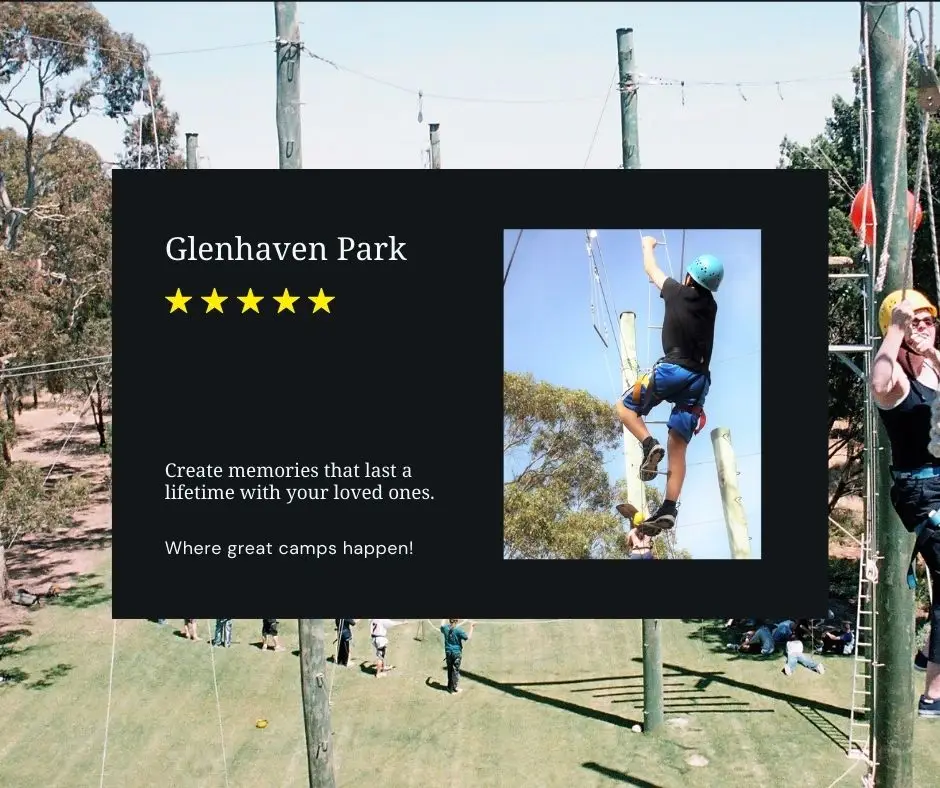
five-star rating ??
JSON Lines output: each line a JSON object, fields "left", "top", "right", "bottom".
{"left": 165, "top": 288, "right": 335, "bottom": 315}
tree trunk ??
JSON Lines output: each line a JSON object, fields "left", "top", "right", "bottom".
{"left": 0, "top": 541, "right": 8, "bottom": 601}
{"left": 93, "top": 378, "right": 105, "bottom": 447}
{"left": 2, "top": 383, "right": 14, "bottom": 425}
{"left": 32, "top": 381, "right": 37, "bottom": 409}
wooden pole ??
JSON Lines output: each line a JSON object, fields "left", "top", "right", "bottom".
{"left": 298, "top": 619, "right": 336, "bottom": 787}
{"left": 866, "top": 3, "right": 916, "bottom": 786}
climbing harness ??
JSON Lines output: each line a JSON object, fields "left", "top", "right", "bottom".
{"left": 629, "top": 364, "right": 708, "bottom": 437}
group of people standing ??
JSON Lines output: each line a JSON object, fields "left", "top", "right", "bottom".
{"left": 335, "top": 618, "right": 475, "bottom": 694}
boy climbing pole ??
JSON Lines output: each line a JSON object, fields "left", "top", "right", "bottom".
{"left": 615, "top": 235, "right": 723, "bottom": 532}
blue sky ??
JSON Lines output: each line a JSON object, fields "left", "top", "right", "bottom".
{"left": 42, "top": 2, "right": 916, "bottom": 171}
{"left": 504, "top": 229, "right": 761, "bottom": 560}
{"left": 4, "top": 1, "right": 912, "bottom": 555}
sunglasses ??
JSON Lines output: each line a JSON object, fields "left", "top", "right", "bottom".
{"left": 911, "top": 316, "right": 937, "bottom": 329}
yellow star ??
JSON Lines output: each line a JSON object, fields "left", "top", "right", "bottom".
{"left": 309, "top": 288, "right": 335, "bottom": 314}
{"left": 273, "top": 288, "right": 300, "bottom": 314}
{"left": 166, "top": 288, "right": 192, "bottom": 314}
{"left": 237, "top": 288, "right": 264, "bottom": 314}
{"left": 202, "top": 288, "right": 228, "bottom": 314}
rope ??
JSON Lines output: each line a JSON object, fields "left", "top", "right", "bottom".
{"left": 97, "top": 619, "right": 118, "bottom": 788}
{"left": 1, "top": 354, "right": 111, "bottom": 374}
{"left": 861, "top": 12, "right": 875, "bottom": 267}
{"left": 43, "top": 371, "right": 105, "bottom": 486}
{"left": 327, "top": 619, "right": 345, "bottom": 706}
{"left": 821, "top": 758, "right": 863, "bottom": 788}
{"left": 583, "top": 69, "right": 618, "bottom": 169}
{"left": 503, "top": 230, "right": 524, "bottom": 287}
{"left": 206, "top": 621, "right": 231, "bottom": 788}
{"left": 925, "top": 131, "right": 940, "bottom": 311}
{"left": 905, "top": 110, "right": 929, "bottom": 286}
{"left": 875, "top": 3, "right": 911, "bottom": 293}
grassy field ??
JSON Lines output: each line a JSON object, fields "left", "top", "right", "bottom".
{"left": 1, "top": 565, "right": 938, "bottom": 788}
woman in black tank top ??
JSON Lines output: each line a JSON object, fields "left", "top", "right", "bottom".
{"left": 870, "top": 289, "right": 940, "bottom": 717}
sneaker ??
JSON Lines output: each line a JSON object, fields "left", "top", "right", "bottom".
{"left": 915, "top": 650, "right": 929, "bottom": 672}
{"left": 639, "top": 440, "right": 665, "bottom": 482}
{"left": 815, "top": 663, "right": 825, "bottom": 675}
{"left": 646, "top": 504, "right": 676, "bottom": 531}
{"left": 918, "top": 695, "right": 940, "bottom": 718}
{"left": 783, "top": 664, "right": 792, "bottom": 676}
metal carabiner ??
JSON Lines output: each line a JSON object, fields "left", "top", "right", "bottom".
{"left": 908, "top": 7, "right": 940, "bottom": 113}
{"left": 909, "top": 7, "right": 928, "bottom": 65}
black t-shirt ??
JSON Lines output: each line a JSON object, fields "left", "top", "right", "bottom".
{"left": 660, "top": 277, "right": 717, "bottom": 374}
{"left": 877, "top": 377, "right": 937, "bottom": 470}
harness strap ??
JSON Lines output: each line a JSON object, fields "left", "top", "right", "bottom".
{"left": 908, "top": 519, "right": 938, "bottom": 589}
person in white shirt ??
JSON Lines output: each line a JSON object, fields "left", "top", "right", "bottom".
{"left": 370, "top": 618, "right": 409, "bottom": 677}
{"left": 783, "top": 627, "right": 825, "bottom": 676}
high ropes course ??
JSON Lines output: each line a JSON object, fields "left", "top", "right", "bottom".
{"left": 826, "top": 4, "right": 939, "bottom": 788}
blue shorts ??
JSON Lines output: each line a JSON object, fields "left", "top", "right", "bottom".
{"left": 620, "top": 361, "right": 710, "bottom": 443}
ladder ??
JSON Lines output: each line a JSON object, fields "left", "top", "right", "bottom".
{"left": 827, "top": 252, "right": 877, "bottom": 775}
{"left": 847, "top": 533, "right": 878, "bottom": 761}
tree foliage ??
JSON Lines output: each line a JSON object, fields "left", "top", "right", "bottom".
{"left": 0, "top": 5, "right": 180, "bottom": 598}
{"left": 778, "top": 54, "right": 940, "bottom": 515}
{"left": 119, "top": 73, "right": 184, "bottom": 170}
{"left": 0, "top": 2, "right": 151, "bottom": 250}
{"left": 503, "top": 371, "right": 692, "bottom": 559}
{"left": 0, "top": 461, "right": 88, "bottom": 597}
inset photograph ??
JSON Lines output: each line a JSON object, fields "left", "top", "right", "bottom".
{"left": 503, "top": 229, "right": 761, "bottom": 560}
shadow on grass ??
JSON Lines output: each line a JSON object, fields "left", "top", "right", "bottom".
{"left": 506, "top": 670, "right": 772, "bottom": 718}
{"left": 0, "top": 627, "right": 33, "bottom": 659}
{"left": 631, "top": 658, "right": 852, "bottom": 720}
{"left": 26, "top": 662, "right": 73, "bottom": 690}
{"left": 582, "top": 763, "right": 666, "bottom": 787}
{"left": 460, "top": 670, "right": 643, "bottom": 729}
{"left": 425, "top": 677, "right": 451, "bottom": 693}
{"left": 52, "top": 578, "right": 111, "bottom": 610}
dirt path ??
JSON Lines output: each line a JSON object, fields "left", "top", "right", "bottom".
{"left": 1, "top": 395, "right": 111, "bottom": 633}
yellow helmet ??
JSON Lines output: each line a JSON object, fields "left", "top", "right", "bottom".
{"left": 878, "top": 289, "right": 938, "bottom": 335}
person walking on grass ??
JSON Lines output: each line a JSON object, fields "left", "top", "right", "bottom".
{"left": 870, "top": 290, "right": 940, "bottom": 718}
{"left": 261, "top": 619, "right": 285, "bottom": 651}
{"left": 370, "top": 618, "right": 409, "bottom": 678}
{"left": 182, "top": 619, "right": 198, "bottom": 641}
{"left": 335, "top": 619, "right": 356, "bottom": 666}
{"left": 440, "top": 619, "right": 475, "bottom": 694}
{"left": 615, "top": 235, "right": 722, "bottom": 532}
{"left": 211, "top": 618, "right": 233, "bottom": 648}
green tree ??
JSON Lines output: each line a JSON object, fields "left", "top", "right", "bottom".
{"left": 119, "top": 73, "right": 184, "bottom": 170}
{"left": 0, "top": 461, "right": 88, "bottom": 600}
{"left": 778, "top": 53, "right": 940, "bottom": 518}
{"left": 503, "top": 371, "right": 623, "bottom": 559}
{"left": 0, "top": 128, "right": 112, "bottom": 440}
{"left": 0, "top": 1, "right": 151, "bottom": 251}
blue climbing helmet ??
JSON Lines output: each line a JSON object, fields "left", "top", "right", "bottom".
{"left": 686, "top": 254, "right": 724, "bottom": 293}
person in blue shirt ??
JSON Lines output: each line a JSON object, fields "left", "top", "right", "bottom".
{"left": 820, "top": 622, "right": 855, "bottom": 655}
{"left": 439, "top": 619, "right": 475, "bottom": 694}
{"left": 772, "top": 620, "right": 796, "bottom": 647}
